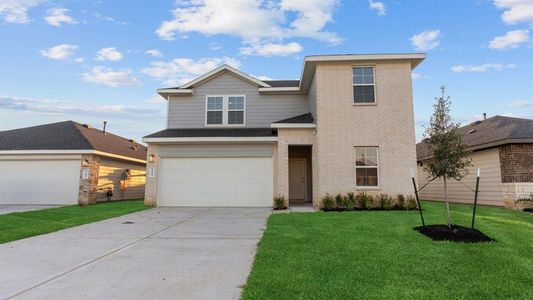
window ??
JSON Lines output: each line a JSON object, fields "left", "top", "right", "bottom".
{"left": 353, "top": 67, "right": 375, "bottom": 103}
{"left": 355, "top": 147, "right": 379, "bottom": 187}
{"left": 206, "top": 95, "right": 245, "bottom": 126}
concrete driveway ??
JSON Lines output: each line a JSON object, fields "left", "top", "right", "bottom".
{"left": 0, "top": 207, "right": 271, "bottom": 300}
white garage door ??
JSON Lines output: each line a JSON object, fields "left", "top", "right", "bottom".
{"left": 158, "top": 157, "right": 273, "bottom": 207}
{"left": 0, "top": 159, "right": 81, "bottom": 205}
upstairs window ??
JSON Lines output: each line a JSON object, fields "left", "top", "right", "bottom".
{"left": 353, "top": 67, "right": 375, "bottom": 103}
{"left": 206, "top": 95, "right": 245, "bottom": 126}
{"left": 355, "top": 147, "right": 379, "bottom": 187}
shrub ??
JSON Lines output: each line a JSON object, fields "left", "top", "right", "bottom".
{"left": 356, "top": 191, "right": 373, "bottom": 210}
{"left": 335, "top": 193, "right": 347, "bottom": 210}
{"left": 273, "top": 195, "right": 286, "bottom": 210}
{"left": 397, "top": 194, "right": 406, "bottom": 209}
{"left": 345, "top": 192, "right": 356, "bottom": 211}
{"left": 406, "top": 195, "right": 418, "bottom": 210}
{"left": 515, "top": 193, "right": 533, "bottom": 203}
{"left": 322, "top": 193, "right": 335, "bottom": 211}
{"left": 377, "top": 193, "right": 393, "bottom": 210}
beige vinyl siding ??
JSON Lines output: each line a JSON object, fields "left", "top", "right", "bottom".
{"left": 417, "top": 147, "right": 504, "bottom": 206}
{"left": 96, "top": 157, "right": 146, "bottom": 201}
{"left": 167, "top": 72, "right": 309, "bottom": 128}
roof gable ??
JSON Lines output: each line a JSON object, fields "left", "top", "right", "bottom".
{"left": 179, "top": 64, "right": 270, "bottom": 89}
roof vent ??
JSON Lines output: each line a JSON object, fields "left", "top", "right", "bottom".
{"left": 129, "top": 146, "right": 138, "bottom": 151}
{"left": 129, "top": 139, "right": 136, "bottom": 144}
{"left": 472, "top": 120, "right": 482, "bottom": 126}
{"left": 468, "top": 129, "right": 477, "bottom": 134}
{"left": 82, "top": 124, "right": 92, "bottom": 129}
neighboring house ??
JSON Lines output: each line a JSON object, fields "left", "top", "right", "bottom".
{"left": 417, "top": 115, "right": 533, "bottom": 209}
{"left": 0, "top": 121, "right": 147, "bottom": 205}
{"left": 143, "top": 53, "right": 425, "bottom": 208}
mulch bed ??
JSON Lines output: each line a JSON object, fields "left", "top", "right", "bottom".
{"left": 323, "top": 207, "right": 419, "bottom": 212}
{"left": 524, "top": 208, "right": 533, "bottom": 213}
{"left": 414, "top": 224, "right": 494, "bottom": 243}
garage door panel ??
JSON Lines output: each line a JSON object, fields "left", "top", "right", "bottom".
{"left": 158, "top": 157, "right": 273, "bottom": 207}
{"left": 0, "top": 160, "right": 81, "bottom": 205}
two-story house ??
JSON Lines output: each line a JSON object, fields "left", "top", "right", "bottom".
{"left": 143, "top": 53, "right": 425, "bottom": 208}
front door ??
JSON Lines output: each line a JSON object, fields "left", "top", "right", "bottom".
{"left": 289, "top": 159, "right": 306, "bottom": 201}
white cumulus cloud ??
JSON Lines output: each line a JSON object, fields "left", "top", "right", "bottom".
{"left": 39, "top": 44, "right": 78, "bottom": 60}
{"left": 95, "top": 47, "right": 123, "bottom": 61}
{"left": 142, "top": 56, "right": 241, "bottom": 87}
{"left": 44, "top": 7, "right": 77, "bottom": 26}
{"left": 507, "top": 99, "right": 531, "bottom": 108}
{"left": 240, "top": 42, "right": 303, "bottom": 56}
{"left": 81, "top": 66, "right": 141, "bottom": 87}
{"left": 155, "top": 0, "right": 340, "bottom": 56}
{"left": 489, "top": 29, "right": 530, "bottom": 49}
{"left": 410, "top": 30, "right": 440, "bottom": 51}
{"left": 0, "top": 0, "right": 43, "bottom": 24}
{"left": 145, "top": 49, "right": 163, "bottom": 57}
{"left": 368, "top": 0, "right": 386, "bottom": 16}
{"left": 451, "top": 63, "right": 515, "bottom": 72}
{"left": 494, "top": 0, "right": 533, "bottom": 25}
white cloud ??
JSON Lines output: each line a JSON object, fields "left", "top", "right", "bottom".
{"left": 145, "top": 49, "right": 163, "bottom": 57}
{"left": 44, "top": 7, "right": 77, "bottom": 27}
{"left": 155, "top": 0, "right": 341, "bottom": 55}
{"left": 410, "top": 30, "right": 440, "bottom": 51}
{"left": 494, "top": 0, "right": 533, "bottom": 25}
{"left": 95, "top": 47, "right": 123, "bottom": 61}
{"left": 240, "top": 42, "right": 303, "bottom": 56}
{"left": 0, "top": 95, "right": 162, "bottom": 119}
{"left": 368, "top": 0, "right": 386, "bottom": 16}
{"left": 507, "top": 99, "right": 531, "bottom": 108}
{"left": 411, "top": 72, "right": 422, "bottom": 80}
{"left": 81, "top": 66, "right": 141, "bottom": 87}
{"left": 253, "top": 75, "right": 273, "bottom": 80}
{"left": 451, "top": 63, "right": 516, "bottom": 72}
{"left": 145, "top": 95, "right": 166, "bottom": 104}
{"left": 489, "top": 29, "right": 529, "bottom": 49}
{"left": 74, "top": 57, "right": 84, "bottom": 63}
{"left": 0, "top": 0, "right": 42, "bottom": 24}
{"left": 39, "top": 44, "right": 78, "bottom": 60}
{"left": 142, "top": 56, "right": 241, "bottom": 86}
{"left": 209, "top": 42, "right": 221, "bottom": 50}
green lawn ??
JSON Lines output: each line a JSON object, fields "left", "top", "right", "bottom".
{"left": 0, "top": 200, "right": 150, "bottom": 244}
{"left": 242, "top": 201, "right": 533, "bottom": 300}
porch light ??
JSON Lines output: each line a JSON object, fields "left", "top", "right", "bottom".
{"left": 148, "top": 154, "right": 156, "bottom": 163}
{"left": 82, "top": 159, "right": 90, "bottom": 167}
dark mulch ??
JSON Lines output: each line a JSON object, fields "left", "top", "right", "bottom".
{"left": 323, "top": 207, "right": 419, "bottom": 212}
{"left": 524, "top": 208, "right": 533, "bottom": 213}
{"left": 414, "top": 224, "right": 494, "bottom": 243}
{"left": 273, "top": 207, "right": 288, "bottom": 211}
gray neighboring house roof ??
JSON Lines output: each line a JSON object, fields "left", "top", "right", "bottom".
{"left": 144, "top": 128, "right": 277, "bottom": 138}
{"left": 273, "top": 113, "right": 314, "bottom": 124}
{"left": 0, "top": 121, "right": 147, "bottom": 161}
{"left": 417, "top": 115, "right": 533, "bottom": 160}
{"left": 262, "top": 80, "right": 300, "bottom": 87}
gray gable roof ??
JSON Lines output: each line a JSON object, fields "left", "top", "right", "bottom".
{"left": 262, "top": 80, "right": 300, "bottom": 87}
{"left": 417, "top": 115, "right": 533, "bottom": 160}
{"left": 273, "top": 113, "right": 314, "bottom": 124}
{"left": 144, "top": 128, "right": 277, "bottom": 138}
{"left": 0, "top": 121, "right": 147, "bottom": 161}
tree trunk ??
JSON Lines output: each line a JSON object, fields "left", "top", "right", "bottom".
{"left": 444, "top": 176, "right": 451, "bottom": 228}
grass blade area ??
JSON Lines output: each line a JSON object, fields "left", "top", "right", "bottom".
{"left": 242, "top": 201, "right": 533, "bottom": 299}
{"left": 0, "top": 200, "right": 150, "bottom": 244}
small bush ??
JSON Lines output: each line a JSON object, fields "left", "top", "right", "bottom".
{"left": 377, "top": 193, "right": 393, "bottom": 210}
{"left": 345, "top": 192, "right": 356, "bottom": 211}
{"left": 322, "top": 193, "right": 335, "bottom": 211}
{"left": 406, "top": 195, "right": 417, "bottom": 210}
{"left": 397, "top": 194, "right": 406, "bottom": 209}
{"left": 273, "top": 195, "right": 286, "bottom": 210}
{"left": 515, "top": 193, "right": 533, "bottom": 203}
{"left": 335, "top": 193, "right": 347, "bottom": 210}
{"left": 356, "top": 191, "right": 373, "bottom": 210}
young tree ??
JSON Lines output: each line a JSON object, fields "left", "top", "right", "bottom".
{"left": 423, "top": 86, "right": 471, "bottom": 227}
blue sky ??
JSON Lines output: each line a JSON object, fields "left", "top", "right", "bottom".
{"left": 0, "top": 0, "right": 532, "bottom": 142}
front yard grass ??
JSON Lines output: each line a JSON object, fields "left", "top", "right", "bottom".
{"left": 0, "top": 200, "right": 150, "bottom": 244}
{"left": 242, "top": 201, "right": 533, "bottom": 299}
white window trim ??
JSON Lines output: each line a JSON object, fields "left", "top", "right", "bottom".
{"left": 354, "top": 146, "right": 380, "bottom": 189}
{"left": 205, "top": 95, "right": 246, "bottom": 127}
{"left": 352, "top": 65, "right": 377, "bottom": 105}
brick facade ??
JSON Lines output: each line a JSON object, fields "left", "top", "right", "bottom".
{"left": 78, "top": 154, "right": 100, "bottom": 205}
{"left": 499, "top": 143, "right": 533, "bottom": 183}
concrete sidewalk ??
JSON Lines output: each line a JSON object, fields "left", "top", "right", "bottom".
{"left": 0, "top": 207, "right": 271, "bottom": 300}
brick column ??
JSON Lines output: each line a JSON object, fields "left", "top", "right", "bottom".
{"left": 78, "top": 154, "right": 100, "bottom": 205}
{"left": 144, "top": 145, "right": 159, "bottom": 206}
{"left": 276, "top": 140, "right": 289, "bottom": 206}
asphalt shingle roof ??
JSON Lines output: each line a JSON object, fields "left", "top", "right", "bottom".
{"left": 417, "top": 115, "right": 533, "bottom": 160}
{"left": 262, "top": 80, "right": 300, "bottom": 87}
{"left": 273, "top": 113, "right": 314, "bottom": 124}
{"left": 0, "top": 121, "right": 147, "bottom": 161}
{"left": 144, "top": 128, "right": 277, "bottom": 138}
